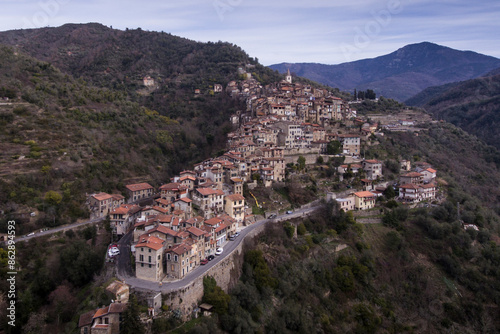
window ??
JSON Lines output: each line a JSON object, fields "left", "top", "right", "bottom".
{"left": 167, "top": 254, "right": 171, "bottom": 260}
{"left": 174, "top": 255, "right": 178, "bottom": 262}
{"left": 149, "top": 264, "right": 152, "bottom": 268}
{"left": 140, "top": 255, "right": 144, "bottom": 261}
{"left": 141, "top": 263, "right": 144, "bottom": 267}
{"left": 104, "top": 318, "right": 109, "bottom": 325}
{"left": 158, "top": 255, "right": 161, "bottom": 260}
{"left": 149, "top": 248, "right": 151, "bottom": 253}
{"left": 148, "top": 256, "right": 151, "bottom": 263}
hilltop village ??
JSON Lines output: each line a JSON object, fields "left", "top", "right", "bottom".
{"left": 86, "top": 68, "right": 439, "bottom": 285}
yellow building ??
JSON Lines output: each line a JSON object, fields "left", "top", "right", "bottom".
{"left": 354, "top": 191, "right": 376, "bottom": 210}
{"left": 224, "top": 194, "right": 245, "bottom": 223}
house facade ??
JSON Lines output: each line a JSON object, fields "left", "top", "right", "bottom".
{"left": 126, "top": 183, "right": 154, "bottom": 203}
{"left": 354, "top": 191, "right": 376, "bottom": 210}
{"left": 224, "top": 194, "right": 245, "bottom": 222}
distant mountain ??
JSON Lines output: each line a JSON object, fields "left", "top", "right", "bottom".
{"left": 407, "top": 68, "right": 500, "bottom": 150}
{"left": 269, "top": 42, "right": 500, "bottom": 101}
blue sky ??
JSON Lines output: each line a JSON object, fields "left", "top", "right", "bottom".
{"left": 1, "top": 0, "right": 499, "bottom": 65}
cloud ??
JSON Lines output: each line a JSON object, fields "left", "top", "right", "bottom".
{"left": 0, "top": 0, "right": 498, "bottom": 64}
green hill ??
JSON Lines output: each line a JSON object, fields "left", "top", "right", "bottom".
{"left": 406, "top": 70, "right": 500, "bottom": 150}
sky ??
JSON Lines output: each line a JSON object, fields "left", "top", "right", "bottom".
{"left": 1, "top": 0, "right": 499, "bottom": 65}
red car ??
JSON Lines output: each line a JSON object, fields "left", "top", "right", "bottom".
{"left": 200, "top": 259, "right": 209, "bottom": 265}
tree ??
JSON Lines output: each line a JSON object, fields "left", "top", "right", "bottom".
{"left": 121, "top": 294, "right": 144, "bottom": 334}
{"left": 44, "top": 190, "right": 62, "bottom": 206}
{"left": 383, "top": 186, "right": 395, "bottom": 199}
{"left": 297, "top": 156, "right": 306, "bottom": 171}
{"left": 202, "top": 276, "right": 230, "bottom": 314}
{"left": 326, "top": 141, "right": 341, "bottom": 155}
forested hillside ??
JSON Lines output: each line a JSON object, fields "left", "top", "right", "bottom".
{"left": 0, "top": 23, "right": 287, "bottom": 233}
{"left": 406, "top": 71, "right": 500, "bottom": 150}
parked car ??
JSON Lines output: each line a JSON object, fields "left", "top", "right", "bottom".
{"left": 215, "top": 247, "right": 223, "bottom": 255}
{"left": 27, "top": 232, "right": 35, "bottom": 237}
{"left": 207, "top": 255, "right": 215, "bottom": 261}
{"left": 286, "top": 210, "right": 293, "bottom": 214}
{"left": 201, "top": 259, "right": 209, "bottom": 265}
{"left": 229, "top": 235, "right": 236, "bottom": 241}
{"left": 233, "top": 232, "right": 240, "bottom": 238}
{"left": 268, "top": 214, "right": 277, "bottom": 219}
{"left": 108, "top": 246, "right": 120, "bottom": 257}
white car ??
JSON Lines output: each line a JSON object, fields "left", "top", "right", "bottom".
{"left": 108, "top": 247, "right": 120, "bottom": 257}
{"left": 215, "top": 247, "right": 223, "bottom": 256}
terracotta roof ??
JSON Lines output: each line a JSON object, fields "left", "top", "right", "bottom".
{"left": 108, "top": 303, "right": 127, "bottom": 313}
{"left": 400, "top": 184, "right": 420, "bottom": 189}
{"left": 110, "top": 205, "right": 129, "bottom": 215}
{"left": 178, "top": 197, "right": 192, "bottom": 203}
{"left": 152, "top": 206, "right": 169, "bottom": 214}
{"left": 226, "top": 194, "right": 245, "bottom": 201}
{"left": 136, "top": 241, "right": 163, "bottom": 251}
{"left": 364, "top": 159, "right": 381, "bottom": 164}
{"left": 150, "top": 225, "right": 177, "bottom": 237}
{"left": 172, "top": 217, "right": 181, "bottom": 226}
{"left": 156, "top": 198, "right": 172, "bottom": 206}
{"left": 403, "top": 172, "right": 423, "bottom": 177}
{"left": 126, "top": 183, "right": 153, "bottom": 192}
{"left": 167, "top": 243, "right": 192, "bottom": 255}
{"left": 136, "top": 235, "right": 164, "bottom": 250}
{"left": 204, "top": 217, "right": 222, "bottom": 226}
{"left": 214, "top": 224, "right": 228, "bottom": 233}
{"left": 159, "top": 182, "right": 186, "bottom": 191}
{"left": 78, "top": 310, "right": 95, "bottom": 327}
{"left": 156, "top": 214, "right": 173, "bottom": 223}
{"left": 187, "top": 226, "right": 206, "bottom": 237}
{"left": 196, "top": 187, "right": 218, "bottom": 196}
{"left": 92, "top": 192, "right": 112, "bottom": 201}
{"left": 354, "top": 191, "right": 376, "bottom": 198}
{"left": 425, "top": 168, "right": 437, "bottom": 173}
{"left": 92, "top": 306, "right": 109, "bottom": 319}
{"left": 111, "top": 194, "right": 125, "bottom": 201}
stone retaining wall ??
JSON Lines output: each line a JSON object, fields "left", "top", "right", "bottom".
{"left": 159, "top": 222, "right": 267, "bottom": 320}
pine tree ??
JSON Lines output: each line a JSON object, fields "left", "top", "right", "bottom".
{"left": 120, "top": 294, "right": 144, "bottom": 334}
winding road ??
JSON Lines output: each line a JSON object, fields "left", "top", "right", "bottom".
{"left": 115, "top": 202, "right": 321, "bottom": 293}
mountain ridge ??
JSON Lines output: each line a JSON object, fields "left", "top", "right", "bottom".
{"left": 406, "top": 68, "right": 500, "bottom": 150}
{"left": 269, "top": 42, "right": 500, "bottom": 101}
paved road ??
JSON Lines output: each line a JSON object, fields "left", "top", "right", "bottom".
{"left": 115, "top": 202, "right": 321, "bottom": 293}
{"left": 13, "top": 196, "right": 157, "bottom": 243}
{"left": 14, "top": 216, "right": 105, "bottom": 242}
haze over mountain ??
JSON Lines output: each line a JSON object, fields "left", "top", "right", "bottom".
{"left": 407, "top": 68, "right": 500, "bottom": 150}
{"left": 270, "top": 42, "right": 500, "bottom": 101}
